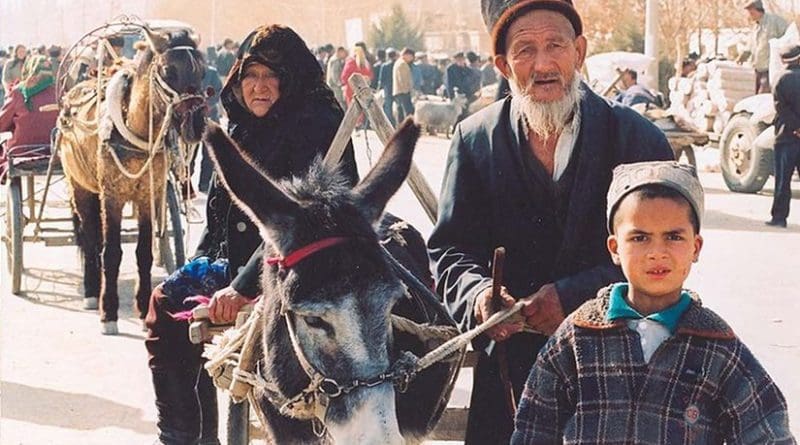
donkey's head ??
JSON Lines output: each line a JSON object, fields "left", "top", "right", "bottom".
{"left": 204, "top": 119, "right": 421, "bottom": 444}
{"left": 139, "top": 28, "right": 207, "bottom": 143}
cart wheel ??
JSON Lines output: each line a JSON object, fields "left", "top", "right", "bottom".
{"left": 157, "top": 181, "right": 185, "bottom": 273}
{"left": 6, "top": 177, "right": 24, "bottom": 294}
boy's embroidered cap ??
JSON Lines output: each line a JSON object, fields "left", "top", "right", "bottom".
{"left": 607, "top": 161, "right": 704, "bottom": 233}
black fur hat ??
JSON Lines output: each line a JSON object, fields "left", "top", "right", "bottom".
{"left": 481, "top": 0, "right": 583, "bottom": 55}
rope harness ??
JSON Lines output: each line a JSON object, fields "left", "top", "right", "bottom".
{"left": 203, "top": 235, "right": 524, "bottom": 437}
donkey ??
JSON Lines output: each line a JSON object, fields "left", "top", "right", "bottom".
{"left": 57, "top": 29, "right": 207, "bottom": 334}
{"left": 204, "top": 118, "right": 457, "bottom": 444}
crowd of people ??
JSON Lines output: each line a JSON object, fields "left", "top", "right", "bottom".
{"left": 309, "top": 42, "right": 501, "bottom": 125}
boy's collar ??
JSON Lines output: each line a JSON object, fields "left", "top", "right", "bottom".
{"left": 606, "top": 283, "right": 691, "bottom": 333}
{"left": 573, "top": 284, "right": 735, "bottom": 340}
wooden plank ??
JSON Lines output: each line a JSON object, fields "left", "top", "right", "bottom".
{"left": 429, "top": 407, "right": 469, "bottom": 441}
{"left": 322, "top": 102, "right": 362, "bottom": 170}
{"left": 348, "top": 73, "right": 439, "bottom": 223}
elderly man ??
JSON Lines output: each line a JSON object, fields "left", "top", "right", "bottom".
{"left": 741, "top": 0, "right": 788, "bottom": 93}
{"left": 427, "top": 0, "right": 674, "bottom": 443}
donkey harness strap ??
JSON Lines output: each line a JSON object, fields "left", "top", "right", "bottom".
{"left": 266, "top": 236, "right": 350, "bottom": 269}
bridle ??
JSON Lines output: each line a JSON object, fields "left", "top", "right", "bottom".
{"left": 261, "top": 236, "right": 419, "bottom": 436}
{"left": 149, "top": 45, "right": 207, "bottom": 115}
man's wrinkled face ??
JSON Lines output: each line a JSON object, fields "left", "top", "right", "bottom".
{"left": 494, "top": 10, "right": 586, "bottom": 103}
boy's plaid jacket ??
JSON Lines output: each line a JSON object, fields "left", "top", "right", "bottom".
{"left": 512, "top": 286, "right": 795, "bottom": 444}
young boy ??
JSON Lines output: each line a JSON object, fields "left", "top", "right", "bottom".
{"left": 511, "top": 161, "right": 795, "bottom": 444}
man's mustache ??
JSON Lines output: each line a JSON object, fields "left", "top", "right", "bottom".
{"left": 523, "top": 72, "right": 566, "bottom": 89}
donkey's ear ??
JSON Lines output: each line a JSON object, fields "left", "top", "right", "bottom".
{"left": 203, "top": 123, "right": 300, "bottom": 234}
{"left": 352, "top": 118, "right": 420, "bottom": 223}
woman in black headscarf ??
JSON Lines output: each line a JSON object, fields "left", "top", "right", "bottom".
{"left": 144, "top": 24, "right": 358, "bottom": 445}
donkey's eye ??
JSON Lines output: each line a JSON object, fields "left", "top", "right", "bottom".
{"left": 303, "top": 316, "right": 330, "bottom": 330}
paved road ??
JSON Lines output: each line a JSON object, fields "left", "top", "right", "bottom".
{"left": 1, "top": 133, "right": 798, "bottom": 444}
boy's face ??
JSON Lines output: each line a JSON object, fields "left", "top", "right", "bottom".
{"left": 607, "top": 195, "right": 703, "bottom": 309}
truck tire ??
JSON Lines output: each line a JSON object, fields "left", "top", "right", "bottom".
{"left": 719, "top": 113, "right": 773, "bottom": 193}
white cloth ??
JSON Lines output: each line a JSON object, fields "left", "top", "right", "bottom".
{"left": 626, "top": 318, "right": 671, "bottom": 363}
{"left": 552, "top": 110, "right": 580, "bottom": 181}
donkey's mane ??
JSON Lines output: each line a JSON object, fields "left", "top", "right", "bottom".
{"left": 281, "top": 157, "right": 353, "bottom": 206}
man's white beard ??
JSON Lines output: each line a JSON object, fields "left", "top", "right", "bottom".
{"left": 509, "top": 72, "right": 583, "bottom": 141}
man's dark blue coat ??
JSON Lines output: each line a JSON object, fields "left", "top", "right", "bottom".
{"left": 428, "top": 83, "right": 675, "bottom": 444}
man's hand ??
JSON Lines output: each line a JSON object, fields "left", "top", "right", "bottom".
{"left": 474, "top": 285, "right": 524, "bottom": 342}
{"left": 793, "top": 129, "right": 800, "bottom": 139}
{"left": 520, "top": 284, "right": 566, "bottom": 336}
{"left": 208, "top": 286, "right": 249, "bottom": 324}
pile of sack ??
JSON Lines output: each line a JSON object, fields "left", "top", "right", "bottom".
{"left": 667, "top": 60, "right": 755, "bottom": 134}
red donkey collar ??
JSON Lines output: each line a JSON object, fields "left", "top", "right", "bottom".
{"left": 266, "top": 237, "right": 351, "bottom": 269}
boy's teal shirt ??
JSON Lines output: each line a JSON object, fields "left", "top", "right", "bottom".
{"left": 606, "top": 282, "right": 691, "bottom": 333}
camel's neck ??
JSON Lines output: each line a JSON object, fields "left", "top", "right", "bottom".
{"left": 126, "top": 70, "right": 167, "bottom": 141}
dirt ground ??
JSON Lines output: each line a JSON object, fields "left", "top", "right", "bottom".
{"left": 1, "top": 134, "right": 798, "bottom": 444}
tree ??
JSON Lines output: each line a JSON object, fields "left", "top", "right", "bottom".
{"left": 367, "top": 4, "right": 425, "bottom": 51}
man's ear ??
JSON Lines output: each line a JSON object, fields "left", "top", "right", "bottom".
{"left": 494, "top": 54, "right": 511, "bottom": 79}
{"left": 574, "top": 35, "right": 588, "bottom": 70}
{"left": 607, "top": 235, "right": 621, "bottom": 265}
{"left": 693, "top": 234, "right": 704, "bottom": 263}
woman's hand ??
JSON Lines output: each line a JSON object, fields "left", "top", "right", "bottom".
{"left": 208, "top": 286, "right": 250, "bottom": 324}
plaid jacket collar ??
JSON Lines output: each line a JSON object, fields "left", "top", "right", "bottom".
{"left": 573, "top": 284, "right": 736, "bottom": 340}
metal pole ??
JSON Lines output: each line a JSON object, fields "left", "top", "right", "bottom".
{"left": 644, "top": 0, "right": 660, "bottom": 90}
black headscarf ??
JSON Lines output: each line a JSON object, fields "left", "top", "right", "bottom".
{"left": 220, "top": 24, "right": 338, "bottom": 128}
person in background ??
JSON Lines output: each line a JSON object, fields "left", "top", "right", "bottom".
{"left": 427, "top": 1, "right": 674, "bottom": 443}
{"left": 341, "top": 45, "right": 373, "bottom": 108}
{"left": 766, "top": 45, "right": 800, "bottom": 228}
{"left": 326, "top": 46, "right": 348, "bottom": 108}
{"left": 354, "top": 41, "right": 375, "bottom": 66}
{"left": 480, "top": 54, "right": 498, "bottom": 86}
{"left": 738, "top": 0, "right": 788, "bottom": 93}
{"left": 0, "top": 55, "right": 58, "bottom": 182}
{"left": 378, "top": 48, "right": 398, "bottom": 125}
{"left": 416, "top": 52, "right": 443, "bottom": 95}
{"left": 214, "top": 39, "right": 236, "bottom": 79}
{"left": 445, "top": 51, "right": 469, "bottom": 99}
{"left": 465, "top": 51, "right": 483, "bottom": 101}
{"left": 2, "top": 44, "right": 27, "bottom": 95}
{"left": 195, "top": 64, "right": 223, "bottom": 194}
{"left": 47, "top": 45, "right": 62, "bottom": 79}
{"left": 371, "top": 48, "right": 386, "bottom": 89}
{"left": 392, "top": 47, "right": 415, "bottom": 121}
{"left": 613, "top": 69, "right": 658, "bottom": 107}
